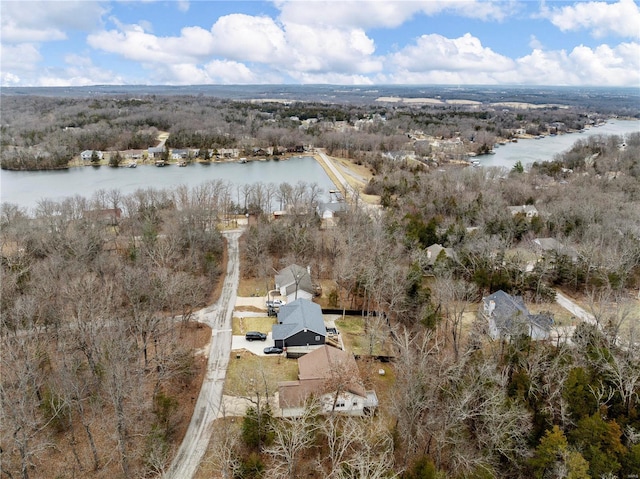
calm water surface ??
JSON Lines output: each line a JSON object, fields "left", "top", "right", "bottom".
{"left": 2, "top": 120, "right": 639, "bottom": 212}
{"left": 1, "top": 156, "right": 337, "bottom": 213}
{"left": 475, "top": 119, "right": 640, "bottom": 169}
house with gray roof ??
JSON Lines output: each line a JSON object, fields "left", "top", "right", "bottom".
{"left": 80, "top": 150, "right": 103, "bottom": 161}
{"left": 272, "top": 298, "right": 326, "bottom": 350}
{"left": 148, "top": 146, "right": 165, "bottom": 158}
{"left": 275, "top": 264, "right": 314, "bottom": 303}
{"left": 425, "top": 243, "right": 456, "bottom": 267}
{"left": 532, "top": 237, "right": 579, "bottom": 262}
{"left": 478, "top": 290, "right": 552, "bottom": 341}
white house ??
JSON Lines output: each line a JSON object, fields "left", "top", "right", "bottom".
{"left": 80, "top": 150, "right": 103, "bottom": 161}
{"left": 508, "top": 205, "right": 539, "bottom": 218}
{"left": 278, "top": 345, "right": 378, "bottom": 417}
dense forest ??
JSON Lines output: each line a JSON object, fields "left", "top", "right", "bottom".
{"left": 0, "top": 92, "right": 613, "bottom": 170}
{"left": 1, "top": 92, "right": 640, "bottom": 479}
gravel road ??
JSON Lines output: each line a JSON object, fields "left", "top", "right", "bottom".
{"left": 163, "top": 229, "right": 241, "bottom": 479}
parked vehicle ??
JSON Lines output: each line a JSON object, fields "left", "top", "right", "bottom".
{"left": 263, "top": 346, "right": 283, "bottom": 355}
{"left": 245, "top": 331, "right": 267, "bottom": 341}
{"left": 266, "top": 299, "right": 284, "bottom": 307}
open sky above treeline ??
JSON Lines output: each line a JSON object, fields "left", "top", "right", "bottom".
{"left": 1, "top": 0, "right": 639, "bottom": 87}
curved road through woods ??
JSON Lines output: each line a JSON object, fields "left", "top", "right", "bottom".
{"left": 164, "top": 230, "right": 241, "bottom": 479}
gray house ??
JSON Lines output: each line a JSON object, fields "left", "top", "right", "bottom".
{"left": 275, "top": 264, "right": 314, "bottom": 303}
{"left": 479, "top": 290, "right": 552, "bottom": 340}
{"left": 148, "top": 146, "right": 165, "bottom": 158}
{"left": 425, "top": 243, "right": 456, "bottom": 267}
{"left": 272, "top": 298, "right": 326, "bottom": 349}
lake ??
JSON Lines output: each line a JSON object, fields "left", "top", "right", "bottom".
{"left": 0, "top": 156, "right": 338, "bottom": 213}
{"left": 2, "top": 120, "right": 639, "bottom": 212}
{"left": 473, "top": 119, "right": 640, "bottom": 169}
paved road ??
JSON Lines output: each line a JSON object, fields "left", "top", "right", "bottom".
{"left": 316, "top": 149, "right": 354, "bottom": 198}
{"left": 316, "top": 149, "right": 381, "bottom": 218}
{"left": 555, "top": 290, "right": 596, "bottom": 325}
{"left": 164, "top": 229, "right": 241, "bottom": 479}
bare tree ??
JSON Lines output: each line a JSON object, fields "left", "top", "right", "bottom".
{"left": 432, "top": 273, "right": 478, "bottom": 361}
{"left": 264, "top": 402, "right": 320, "bottom": 479}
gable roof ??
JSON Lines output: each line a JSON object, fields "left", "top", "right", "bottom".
{"left": 272, "top": 298, "right": 326, "bottom": 341}
{"left": 482, "top": 290, "right": 552, "bottom": 334}
{"left": 533, "top": 238, "right": 579, "bottom": 261}
{"left": 298, "top": 345, "right": 360, "bottom": 384}
{"left": 425, "top": 243, "right": 455, "bottom": 266}
{"left": 279, "top": 346, "right": 367, "bottom": 409}
{"left": 275, "top": 264, "right": 314, "bottom": 295}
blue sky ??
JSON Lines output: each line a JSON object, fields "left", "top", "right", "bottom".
{"left": 1, "top": 0, "right": 639, "bottom": 87}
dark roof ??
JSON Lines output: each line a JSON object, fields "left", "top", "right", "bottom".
{"left": 482, "top": 290, "right": 552, "bottom": 334}
{"left": 273, "top": 298, "right": 326, "bottom": 341}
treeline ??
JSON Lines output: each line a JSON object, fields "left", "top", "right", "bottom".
{"left": 236, "top": 133, "right": 640, "bottom": 478}
{"left": 0, "top": 93, "right": 611, "bottom": 170}
{"left": 1, "top": 183, "right": 231, "bottom": 478}
{"left": 208, "top": 324, "right": 640, "bottom": 478}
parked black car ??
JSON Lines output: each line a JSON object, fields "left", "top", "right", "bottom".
{"left": 263, "top": 346, "right": 283, "bottom": 355}
{"left": 245, "top": 331, "right": 267, "bottom": 341}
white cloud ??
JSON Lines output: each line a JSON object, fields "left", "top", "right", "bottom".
{"left": 210, "top": 14, "right": 287, "bottom": 63}
{"left": 203, "top": 60, "right": 262, "bottom": 84}
{"left": 389, "top": 33, "right": 515, "bottom": 73}
{"left": 542, "top": 0, "right": 640, "bottom": 39}
{"left": 34, "top": 54, "right": 125, "bottom": 87}
{"left": 177, "top": 0, "right": 190, "bottom": 13}
{"left": 0, "top": 72, "right": 21, "bottom": 87}
{"left": 1, "top": 1, "right": 106, "bottom": 43}
{"left": 86, "top": 12, "right": 382, "bottom": 84}
{"left": 510, "top": 42, "right": 640, "bottom": 86}
{"left": 283, "top": 23, "right": 380, "bottom": 74}
{"left": 528, "top": 35, "right": 543, "bottom": 50}
{"left": 275, "top": 0, "right": 513, "bottom": 28}
{"left": 0, "top": 43, "right": 42, "bottom": 71}
{"left": 383, "top": 32, "right": 639, "bottom": 87}
{"left": 289, "top": 71, "right": 376, "bottom": 85}
{"left": 87, "top": 24, "right": 214, "bottom": 64}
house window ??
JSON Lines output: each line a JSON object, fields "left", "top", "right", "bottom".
{"left": 336, "top": 401, "right": 345, "bottom": 408}
{"left": 353, "top": 401, "right": 358, "bottom": 406}
{"left": 315, "top": 335, "right": 320, "bottom": 341}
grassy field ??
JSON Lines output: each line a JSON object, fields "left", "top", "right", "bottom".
{"left": 237, "top": 276, "right": 271, "bottom": 297}
{"left": 223, "top": 349, "right": 299, "bottom": 396}
{"left": 335, "top": 315, "right": 395, "bottom": 357}
{"left": 232, "top": 315, "right": 276, "bottom": 335}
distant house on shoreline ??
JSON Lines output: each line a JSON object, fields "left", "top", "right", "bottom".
{"left": 80, "top": 150, "right": 103, "bottom": 162}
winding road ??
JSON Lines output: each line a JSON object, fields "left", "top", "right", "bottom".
{"left": 164, "top": 229, "right": 241, "bottom": 479}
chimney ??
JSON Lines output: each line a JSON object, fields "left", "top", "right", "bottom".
{"left": 307, "top": 265, "right": 311, "bottom": 276}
